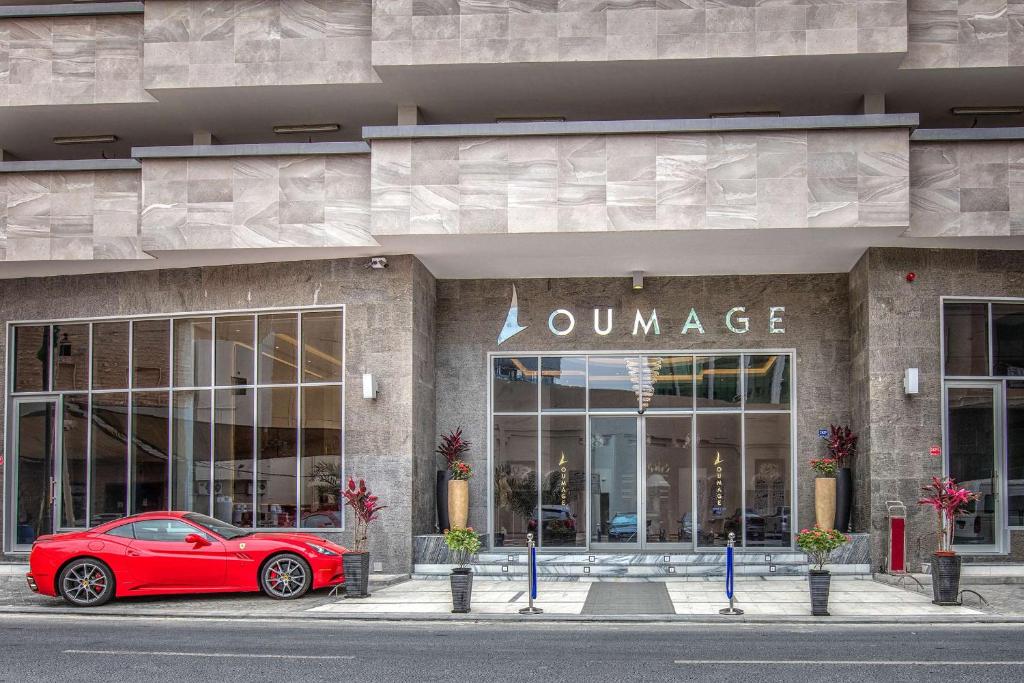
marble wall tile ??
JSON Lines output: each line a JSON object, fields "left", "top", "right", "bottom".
{"left": 373, "top": 127, "right": 910, "bottom": 234}
{"left": 0, "top": 15, "right": 152, "bottom": 107}
{"left": 903, "top": 0, "right": 1024, "bottom": 68}
{"left": 144, "top": 1, "right": 379, "bottom": 88}
{"left": 140, "top": 154, "right": 373, "bottom": 249}
{"left": 373, "top": 0, "right": 907, "bottom": 65}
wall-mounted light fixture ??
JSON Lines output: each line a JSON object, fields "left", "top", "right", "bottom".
{"left": 904, "top": 368, "right": 919, "bottom": 395}
{"left": 362, "top": 373, "right": 378, "bottom": 400}
{"left": 632, "top": 271, "right": 644, "bottom": 291}
{"left": 53, "top": 135, "right": 118, "bottom": 145}
{"left": 272, "top": 123, "right": 341, "bottom": 134}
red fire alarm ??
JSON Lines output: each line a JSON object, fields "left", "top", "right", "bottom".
{"left": 929, "top": 446, "right": 941, "bottom": 457}
{"left": 906, "top": 272, "right": 916, "bottom": 283}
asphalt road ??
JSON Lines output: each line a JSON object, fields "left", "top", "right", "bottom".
{"left": 0, "top": 615, "right": 1022, "bottom": 682}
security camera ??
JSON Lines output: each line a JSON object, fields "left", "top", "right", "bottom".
{"left": 369, "top": 257, "right": 388, "bottom": 269}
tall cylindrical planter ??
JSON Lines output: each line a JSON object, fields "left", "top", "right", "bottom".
{"left": 342, "top": 551, "right": 370, "bottom": 599}
{"left": 448, "top": 479, "right": 469, "bottom": 529}
{"left": 808, "top": 569, "right": 832, "bottom": 616}
{"left": 814, "top": 477, "right": 836, "bottom": 530}
{"left": 436, "top": 470, "right": 452, "bottom": 532}
{"left": 931, "top": 554, "right": 962, "bottom": 606}
{"left": 834, "top": 467, "right": 853, "bottom": 532}
{"left": 450, "top": 568, "right": 474, "bottom": 613}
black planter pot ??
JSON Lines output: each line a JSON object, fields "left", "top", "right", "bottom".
{"left": 834, "top": 467, "right": 853, "bottom": 533}
{"left": 343, "top": 552, "right": 370, "bottom": 599}
{"left": 436, "top": 470, "right": 452, "bottom": 532}
{"left": 450, "top": 568, "right": 473, "bottom": 613}
{"left": 808, "top": 569, "right": 832, "bottom": 616}
{"left": 931, "top": 554, "right": 962, "bottom": 606}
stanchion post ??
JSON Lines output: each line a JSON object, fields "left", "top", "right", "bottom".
{"left": 519, "top": 532, "right": 543, "bottom": 615}
{"left": 719, "top": 531, "right": 744, "bottom": 615}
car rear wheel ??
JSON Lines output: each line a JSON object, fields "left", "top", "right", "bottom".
{"left": 58, "top": 558, "right": 115, "bottom": 607}
{"left": 260, "top": 554, "right": 312, "bottom": 600}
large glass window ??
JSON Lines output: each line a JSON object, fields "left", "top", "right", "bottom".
{"left": 993, "top": 304, "right": 1024, "bottom": 376}
{"left": 9, "top": 308, "right": 344, "bottom": 535}
{"left": 944, "top": 302, "right": 989, "bottom": 376}
{"left": 1008, "top": 382, "right": 1024, "bottom": 527}
{"left": 493, "top": 415, "right": 538, "bottom": 547}
{"left": 744, "top": 413, "right": 791, "bottom": 547}
{"left": 540, "top": 415, "right": 585, "bottom": 547}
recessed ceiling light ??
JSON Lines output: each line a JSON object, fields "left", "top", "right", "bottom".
{"left": 951, "top": 106, "right": 1024, "bottom": 116}
{"left": 272, "top": 123, "right": 341, "bottom": 134}
{"left": 709, "top": 111, "right": 782, "bottom": 118}
{"left": 495, "top": 116, "right": 567, "bottom": 123}
{"left": 53, "top": 134, "right": 118, "bottom": 145}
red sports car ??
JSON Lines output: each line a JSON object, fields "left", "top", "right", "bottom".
{"left": 27, "top": 511, "right": 347, "bottom": 607}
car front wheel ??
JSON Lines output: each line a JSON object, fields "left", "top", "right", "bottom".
{"left": 260, "top": 554, "right": 312, "bottom": 600}
{"left": 58, "top": 558, "right": 115, "bottom": 607}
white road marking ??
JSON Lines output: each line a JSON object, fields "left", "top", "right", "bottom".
{"left": 64, "top": 649, "right": 353, "bottom": 660}
{"left": 674, "top": 660, "right": 1024, "bottom": 666}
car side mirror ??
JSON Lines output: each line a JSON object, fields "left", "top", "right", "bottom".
{"left": 184, "top": 533, "right": 210, "bottom": 547}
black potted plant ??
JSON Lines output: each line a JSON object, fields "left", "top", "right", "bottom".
{"left": 444, "top": 526, "right": 481, "bottom": 613}
{"left": 823, "top": 425, "right": 857, "bottom": 532}
{"left": 341, "top": 477, "right": 385, "bottom": 599}
{"left": 918, "top": 476, "right": 980, "bottom": 605}
{"left": 436, "top": 428, "right": 470, "bottom": 532}
{"left": 797, "top": 526, "right": 849, "bottom": 616}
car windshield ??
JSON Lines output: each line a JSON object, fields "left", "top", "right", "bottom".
{"left": 183, "top": 513, "right": 251, "bottom": 540}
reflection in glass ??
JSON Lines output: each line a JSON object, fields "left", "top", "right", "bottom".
{"left": 14, "top": 326, "right": 50, "bottom": 393}
{"left": 540, "top": 415, "right": 585, "bottom": 547}
{"left": 258, "top": 313, "right": 299, "bottom": 385}
{"left": 301, "top": 310, "right": 343, "bottom": 382}
{"left": 744, "top": 413, "right": 791, "bottom": 547}
{"left": 695, "top": 356, "right": 741, "bottom": 408}
{"left": 257, "top": 387, "right": 298, "bottom": 528}
{"left": 541, "top": 357, "right": 585, "bottom": 410}
{"left": 588, "top": 356, "right": 640, "bottom": 410}
{"left": 133, "top": 319, "right": 170, "bottom": 388}
{"left": 61, "top": 395, "right": 89, "bottom": 527}
{"left": 15, "top": 401, "right": 55, "bottom": 544}
{"left": 944, "top": 302, "right": 989, "bottom": 376}
{"left": 131, "top": 392, "right": 169, "bottom": 513}
{"left": 172, "top": 390, "right": 212, "bottom": 515}
{"left": 645, "top": 416, "right": 693, "bottom": 544}
{"left": 993, "top": 304, "right": 1024, "bottom": 376}
{"left": 948, "top": 387, "right": 997, "bottom": 547}
{"left": 1008, "top": 383, "right": 1024, "bottom": 527}
{"left": 696, "top": 413, "right": 741, "bottom": 547}
{"left": 173, "top": 318, "right": 212, "bottom": 387}
{"left": 649, "top": 355, "right": 694, "bottom": 410}
{"left": 215, "top": 316, "right": 255, "bottom": 387}
{"left": 493, "top": 357, "right": 538, "bottom": 412}
{"left": 301, "top": 385, "right": 343, "bottom": 528}
{"left": 52, "top": 324, "right": 88, "bottom": 391}
{"left": 213, "top": 388, "right": 254, "bottom": 526}
{"left": 744, "top": 355, "right": 790, "bottom": 410}
{"left": 493, "top": 415, "right": 537, "bottom": 547}
{"left": 90, "top": 393, "right": 129, "bottom": 525}
{"left": 92, "top": 321, "right": 129, "bottom": 390}
{"left": 590, "top": 416, "right": 638, "bottom": 544}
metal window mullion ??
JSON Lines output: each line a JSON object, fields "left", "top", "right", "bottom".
{"left": 295, "top": 382, "right": 302, "bottom": 530}
{"left": 536, "top": 411, "right": 542, "bottom": 549}
{"left": 85, "top": 323, "right": 93, "bottom": 527}
{"left": 252, "top": 316, "right": 260, "bottom": 530}
{"left": 740, "top": 407, "right": 747, "bottom": 549}
{"left": 690, "top": 411, "right": 697, "bottom": 552}
{"left": 209, "top": 317, "right": 217, "bottom": 519}
{"left": 167, "top": 319, "right": 174, "bottom": 511}
{"left": 126, "top": 321, "right": 134, "bottom": 515}
{"left": 989, "top": 302, "right": 995, "bottom": 376}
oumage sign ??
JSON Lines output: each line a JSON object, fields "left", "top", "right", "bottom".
{"left": 496, "top": 284, "right": 785, "bottom": 345}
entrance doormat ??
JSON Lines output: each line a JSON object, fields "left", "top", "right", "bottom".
{"left": 581, "top": 582, "right": 674, "bottom": 615}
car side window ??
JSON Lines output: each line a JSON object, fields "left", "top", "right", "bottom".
{"left": 133, "top": 520, "right": 210, "bottom": 543}
{"left": 104, "top": 523, "right": 135, "bottom": 539}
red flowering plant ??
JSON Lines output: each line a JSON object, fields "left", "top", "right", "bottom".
{"left": 450, "top": 460, "right": 472, "bottom": 481}
{"left": 918, "top": 476, "right": 981, "bottom": 555}
{"left": 342, "top": 478, "right": 386, "bottom": 553}
{"left": 797, "top": 526, "right": 850, "bottom": 571}
{"left": 810, "top": 458, "right": 838, "bottom": 477}
{"left": 823, "top": 425, "right": 857, "bottom": 466}
{"left": 437, "top": 428, "right": 471, "bottom": 469}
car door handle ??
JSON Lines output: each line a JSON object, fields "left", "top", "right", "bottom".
{"left": 127, "top": 549, "right": 142, "bottom": 557}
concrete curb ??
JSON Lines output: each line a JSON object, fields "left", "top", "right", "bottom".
{"left": 0, "top": 605, "right": 1021, "bottom": 625}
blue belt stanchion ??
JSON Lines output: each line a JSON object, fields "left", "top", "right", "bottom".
{"left": 719, "top": 531, "right": 744, "bottom": 615}
{"left": 518, "top": 532, "right": 543, "bottom": 615}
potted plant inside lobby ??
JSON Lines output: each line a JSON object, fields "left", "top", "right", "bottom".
{"left": 444, "top": 526, "right": 482, "bottom": 613}
{"left": 436, "top": 428, "right": 470, "bottom": 532}
{"left": 341, "top": 477, "right": 385, "bottom": 599}
{"left": 823, "top": 425, "right": 857, "bottom": 532}
{"left": 797, "top": 526, "right": 849, "bottom": 616}
{"left": 811, "top": 456, "right": 838, "bottom": 530}
{"left": 918, "top": 476, "right": 981, "bottom": 605}
{"left": 448, "top": 453, "right": 473, "bottom": 530}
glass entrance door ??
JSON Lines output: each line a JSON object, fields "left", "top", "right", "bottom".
{"left": 11, "top": 398, "right": 58, "bottom": 550}
{"left": 946, "top": 382, "right": 1004, "bottom": 553}
{"left": 644, "top": 415, "right": 694, "bottom": 546}
{"left": 590, "top": 416, "right": 639, "bottom": 546}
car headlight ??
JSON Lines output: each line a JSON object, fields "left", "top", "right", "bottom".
{"left": 306, "top": 542, "right": 339, "bottom": 557}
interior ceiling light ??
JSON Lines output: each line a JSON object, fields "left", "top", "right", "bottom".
{"left": 626, "top": 356, "right": 663, "bottom": 413}
{"left": 709, "top": 111, "right": 781, "bottom": 118}
{"left": 495, "top": 116, "right": 567, "bottom": 123}
{"left": 52, "top": 135, "right": 117, "bottom": 145}
{"left": 951, "top": 106, "right": 1023, "bottom": 116}
{"left": 272, "top": 123, "right": 341, "bottom": 134}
